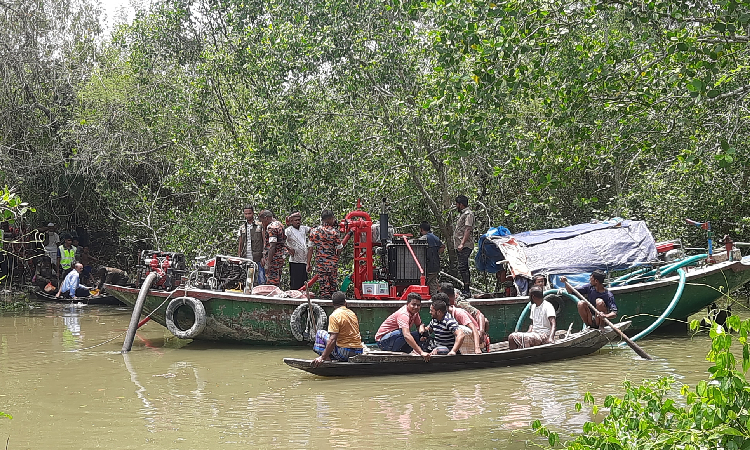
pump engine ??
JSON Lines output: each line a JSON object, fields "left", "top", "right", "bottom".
{"left": 136, "top": 250, "right": 186, "bottom": 290}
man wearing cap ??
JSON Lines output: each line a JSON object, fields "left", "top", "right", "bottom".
{"left": 259, "top": 210, "right": 286, "bottom": 286}
{"left": 508, "top": 286, "right": 556, "bottom": 349}
{"left": 285, "top": 212, "right": 310, "bottom": 290}
{"left": 561, "top": 270, "right": 617, "bottom": 329}
{"left": 43, "top": 223, "right": 60, "bottom": 267}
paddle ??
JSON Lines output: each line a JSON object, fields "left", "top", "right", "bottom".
{"left": 564, "top": 282, "right": 653, "bottom": 360}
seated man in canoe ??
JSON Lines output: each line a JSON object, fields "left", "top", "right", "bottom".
{"left": 311, "top": 291, "right": 365, "bottom": 367}
{"left": 424, "top": 294, "right": 468, "bottom": 355}
{"left": 561, "top": 270, "right": 618, "bottom": 329}
{"left": 375, "top": 292, "right": 431, "bottom": 361}
{"left": 439, "top": 283, "right": 486, "bottom": 354}
{"left": 56, "top": 263, "right": 91, "bottom": 299}
{"left": 441, "top": 282, "right": 489, "bottom": 350}
{"left": 508, "top": 286, "right": 556, "bottom": 349}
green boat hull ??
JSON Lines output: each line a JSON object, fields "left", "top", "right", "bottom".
{"left": 106, "top": 259, "right": 750, "bottom": 346}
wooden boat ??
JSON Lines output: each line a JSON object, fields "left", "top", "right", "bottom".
{"left": 32, "top": 288, "right": 125, "bottom": 306}
{"left": 283, "top": 321, "right": 632, "bottom": 376}
{"left": 104, "top": 256, "right": 750, "bottom": 345}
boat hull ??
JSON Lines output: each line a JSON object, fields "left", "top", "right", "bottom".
{"left": 32, "top": 289, "right": 125, "bottom": 306}
{"left": 105, "top": 259, "right": 750, "bottom": 346}
{"left": 283, "top": 322, "right": 631, "bottom": 376}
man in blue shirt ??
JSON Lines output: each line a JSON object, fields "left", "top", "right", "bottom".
{"left": 561, "top": 270, "right": 617, "bottom": 329}
{"left": 56, "top": 263, "right": 89, "bottom": 299}
{"left": 425, "top": 293, "right": 466, "bottom": 355}
{"left": 419, "top": 222, "right": 445, "bottom": 295}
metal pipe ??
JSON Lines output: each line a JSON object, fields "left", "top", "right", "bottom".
{"left": 122, "top": 272, "right": 157, "bottom": 353}
{"left": 401, "top": 236, "right": 424, "bottom": 279}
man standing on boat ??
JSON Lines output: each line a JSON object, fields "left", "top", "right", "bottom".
{"left": 561, "top": 270, "right": 618, "bottom": 329}
{"left": 508, "top": 286, "right": 556, "bottom": 349}
{"left": 419, "top": 221, "right": 445, "bottom": 295}
{"left": 375, "top": 292, "right": 431, "bottom": 361}
{"left": 311, "top": 291, "right": 365, "bottom": 367}
{"left": 259, "top": 210, "right": 287, "bottom": 287}
{"left": 285, "top": 211, "right": 310, "bottom": 290}
{"left": 237, "top": 205, "right": 264, "bottom": 280}
{"left": 42, "top": 223, "right": 60, "bottom": 268}
{"left": 307, "top": 210, "right": 341, "bottom": 299}
{"left": 454, "top": 195, "right": 475, "bottom": 298}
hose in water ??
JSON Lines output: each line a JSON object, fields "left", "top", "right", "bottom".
{"left": 122, "top": 272, "right": 157, "bottom": 353}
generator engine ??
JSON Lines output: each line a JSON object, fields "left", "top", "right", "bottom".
{"left": 387, "top": 240, "right": 427, "bottom": 285}
{"left": 137, "top": 250, "right": 186, "bottom": 290}
{"left": 212, "top": 255, "right": 255, "bottom": 292}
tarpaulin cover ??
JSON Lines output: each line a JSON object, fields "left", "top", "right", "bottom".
{"left": 484, "top": 220, "right": 657, "bottom": 276}
{"left": 475, "top": 226, "right": 511, "bottom": 274}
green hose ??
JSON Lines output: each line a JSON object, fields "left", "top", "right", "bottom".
{"left": 618, "top": 267, "right": 686, "bottom": 346}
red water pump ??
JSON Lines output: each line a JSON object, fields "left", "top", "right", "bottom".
{"left": 339, "top": 200, "right": 429, "bottom": 300}
{"left": 137, "top": 250, "right": 186, "bottom": 290}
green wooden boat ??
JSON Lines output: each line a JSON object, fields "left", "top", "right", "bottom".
{"left": 105, "top": 257, "right": 750, "bottom": 346}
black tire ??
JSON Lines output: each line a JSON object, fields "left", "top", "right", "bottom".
{"left": 290, "top": 303, "right": 327, "bottom": 342}
{"left": 165, "top": 296, "right": 207, "bottom": 339}
{"left": 544, "top": 294, "right": 565, "bottom": 316}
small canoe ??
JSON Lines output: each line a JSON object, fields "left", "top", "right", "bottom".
{"left": 283, "top": 321, "right": 632, "bottom": 377}
{"left": 32, "top": 289, "right": 125, "bottom": 306}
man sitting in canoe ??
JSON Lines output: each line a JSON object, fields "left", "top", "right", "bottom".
{"left": 424, "top": 293, "right": 467, "bottom": 356}
{"left": 311, "top": 291, "right": 365, "bottom": 367}
{"left": 508, "top": 286, "right": 556, "bottom": 349}
{"left": 439, "top": 283, "right": 486, "bottom": 354}
{"left": 441, "top": 282, "right": 489, "bottom": 350}
{"left": 375, "top": 292, "right": 431, "bottom": 361}
{"left": 56, "top": 263, "right": 90, "bottom": 299}
{"left": 561, "top": 270, "right": 618, "bottom": 329}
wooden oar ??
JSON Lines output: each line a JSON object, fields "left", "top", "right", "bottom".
{"left": 567, "top": 284, "right": 653, "bottom": 360}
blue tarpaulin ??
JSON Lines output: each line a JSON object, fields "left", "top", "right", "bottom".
{"left": 481, "top": 220, "right": 657, "bottom": 276}
{"left": 475, "top": 226, "right": 511, "bottom": 274}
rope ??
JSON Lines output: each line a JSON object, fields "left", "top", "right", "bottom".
{"left": 64, "top": 290, "right": 176, "bottom": 352}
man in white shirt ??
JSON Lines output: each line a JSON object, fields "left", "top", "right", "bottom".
{"left": 285, "top": 212, "right": 310, "bottom": 290}
{"left": 43, "top": 223, "right": 60, "bottom": 266}
{"left": 508, "top": 286, "right": 557, "bottom": 349}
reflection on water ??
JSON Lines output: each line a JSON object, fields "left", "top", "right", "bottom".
{"left": 0, "top": 301, "right": 721, "bottom": 449}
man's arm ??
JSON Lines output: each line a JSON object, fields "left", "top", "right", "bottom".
{"left": 402, "top": 326, "right": 430, "bottom": 361}
{"left": 448, "top": 328, "right": 466, "bottom": 356}
{"left": 560, "top": 276, "right": 574, "bottom": 294}
{"left": 311, "top": 332, "right": 338, "bottom": 368}
{"left": 547, "top": 316, "right": 557, "bottom": 343}
{"left": 438, "top": 242, "right": 446, "bottom": 254}
{"left": 267, "top": 242, "right": 277, "bottom": 269}
{"left": 466, "top": 321, "right": 482, "bottom": 354}
{"left": 306, "top": 247, "right": 314, "bottom": 273}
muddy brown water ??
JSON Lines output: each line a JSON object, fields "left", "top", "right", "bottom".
{"left": 0, "top": 301, "right": 726, "bottom": 449}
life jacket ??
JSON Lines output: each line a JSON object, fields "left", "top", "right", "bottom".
{"left": 59, "top": 245, "right": 76, "bottom": 269}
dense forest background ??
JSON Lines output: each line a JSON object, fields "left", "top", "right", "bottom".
{"left": 1, "top": 0, "right": 749, "bottom": 271}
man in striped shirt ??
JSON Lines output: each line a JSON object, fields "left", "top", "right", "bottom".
{"left": 425, "top": 293, "right": 466, "bottom": 356}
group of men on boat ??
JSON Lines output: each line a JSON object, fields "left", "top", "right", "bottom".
{"left": 236, "top": 195, "right": 476, "bottom": 298}
{"left": 310, "top": 272, "right": 618, "bottom": 364}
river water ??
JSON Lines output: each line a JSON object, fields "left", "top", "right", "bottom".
{"left": 0, "top": 301, "right": 725, "bottom": 449}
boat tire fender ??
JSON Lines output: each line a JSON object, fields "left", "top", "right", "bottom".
{"left": 544, "top": 294, "right": 565, "bottom": 316}
{"left": 290, "top": 303, "right": 327, "bottom": 342}
{"left": 165, "top": 296, "right": 207, "bottom": 339}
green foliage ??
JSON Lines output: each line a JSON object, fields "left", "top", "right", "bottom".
{"left": 0, "top": 411, "right": 10, "bottom": 419}
{"left": 533, "top": 317, "right": 750, "bottom": 449}
{"left": 3, "top": 0, "right": 750, "bottom": 270}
